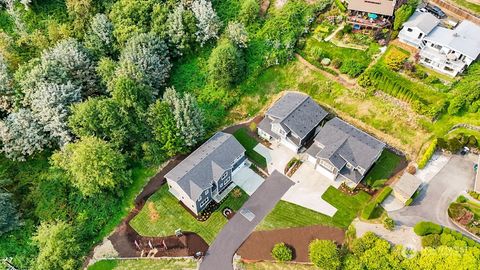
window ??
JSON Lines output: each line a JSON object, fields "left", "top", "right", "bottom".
{"left": 407, "top": 28, "right": 413, "bottom": 32}
{"left": 204, "top": 190, "right": 209, "bottom": 195}
{"left": 200, "top": 197, "right": 210, "bottom": 208}
{"left": 417, "top": 33, "right": 423, "bottom": 39}
{"left": 320, "top": 160, "right": 334, "bottom": 172}
{"left": 424, "top": 58, "right": 431, "bottom": 63}
{"left": 433, "top": 44, "right": 442, "bottom": 50}
{"left": 444, "top": 66, "right": 454, "bottom": 72}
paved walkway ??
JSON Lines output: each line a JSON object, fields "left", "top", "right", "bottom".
{"left": 389, "top": 155, "right": 475, "bottom": 229}
{"left": 232, "top": 165, "right": 265, "bottom": 196}
{"left": 353, "top": 219, "right": 422, "bottom": 251}
{"left": 199, "top": 171, "right": 294, "bottom": 270}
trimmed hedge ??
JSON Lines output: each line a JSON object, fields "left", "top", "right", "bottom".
{"left": 376, "top": 187, "right": 393, "bottom": 204}
{"left": 414, "top": 221, "right": 443, "bottom": 236}
{"left": 405, "top": 198, "right": 413, "bottom": 206}
{"left": 361, "top": 201, "right": 378, "bottom": 220}
{"left": 418, "top": 139, "right": 437, "bottom": 169}
{"left": 334, "top": 0, "right": 347, "bottom": 12}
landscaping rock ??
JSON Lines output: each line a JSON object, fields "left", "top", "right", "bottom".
{"left": 321, "top": 58, "right": 331, "bottom": 66}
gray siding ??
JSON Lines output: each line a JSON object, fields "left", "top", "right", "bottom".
{"left": 196, "top": 188, "right": 212, "bottom": 213}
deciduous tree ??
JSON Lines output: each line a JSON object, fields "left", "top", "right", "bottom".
{"left": 207, "top": 39, "right": 245, "bottom": 87}
{"left": 84, "top": 13, "right": 116, "bottom": 57}
{"left": 166, "top": 3, "right": 197, "bottom": 54}
{"left": 226, "top": 21, "right": 249, "bottom": 48}
{"left": 33, "top": 221, "right": 80, "bottom": 270}
{"left": 309, "top": 239, "right": 341, "bottom": 270}
{"left": 51, "top": 136, "right": 129, "bottom": 196}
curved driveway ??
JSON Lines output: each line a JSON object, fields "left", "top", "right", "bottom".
{"left": 199, "top": 170, "right": 294, "bottom": 270}
{"left": 389, "top": 155, "right": 475, "bottom": 229}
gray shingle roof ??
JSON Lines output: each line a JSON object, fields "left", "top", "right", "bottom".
{"left": 165, "top": 132, "right": 245, "bottom": 201}
{"left": 266, "top": 92, "right": 328, "bottom": 140}
{"left": 309, "top": 118, "right": 385, "bottom": 183}
{"left": 347, "top": 0, "right": 397, "bottom": 16}
{"left": 403, "top": 11, "right": 439, "bottom": 34}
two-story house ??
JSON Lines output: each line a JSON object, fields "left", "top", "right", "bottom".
{"left": 165, "top": 132, "right": 247, "bottom": 215}
{"left": 398, "top": 11, "right": 439, "bottom": 48}
{"left": 257, "top": 92, "right": 328, "bottom": 152}
{"left": 399, "top": 15, "right": 480, "bottom": 77}
{"left": 306, "top": 117, "right": 385, "bottom": 188}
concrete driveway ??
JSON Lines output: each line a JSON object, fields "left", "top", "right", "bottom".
{"left": 389, "top": 155, "right": 475, "bottom": 229}
{"left": 199, "top": 171, "right": 294, "bottom": 270}
{"left": 254, "top": 142, "right": 296, "bottom": 174}
{"left": 283, "top": 162, "right": 337, "bottom": 216}
{"left": 232, "top": 166, "right": 264, "bottom": 196}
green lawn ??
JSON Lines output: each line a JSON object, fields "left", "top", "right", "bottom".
{"left": 257, "top": 187, "right": 371, "bottom": 231}
{"left": 449, "top": 0, "right": 480, "bottom": 15}
{"left": 233, "top": 127, "right": 268, "bottom": 168}
{"left": 244, "top": 262, "right": 316, "bottom": 270}
{"left": 88, "top": 258, "right": 197, "bottom": 270}
{"left": 364, "top": 150, "right": 402, "bottom": 187}
{"left": 130, "top": 185, "right": 249, "bottom": 244}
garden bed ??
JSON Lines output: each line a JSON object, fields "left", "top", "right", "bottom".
{"left": 238, "top": 225, "right": 345, "bottom": 262}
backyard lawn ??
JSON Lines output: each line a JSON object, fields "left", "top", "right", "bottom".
{"left": 364, "top": 150, "right": 403, "bottom": 187}
{"left": 129, "top": 185, "right": 249, "bottom": 244}
{"left": 88, "top": 258, "right": 197, "bottom": 270}
{"left": 233, "top": 127, "right": 268, "bottom": 168}
{"left": 256, "top": 187, "right": 371, "bottom": 231}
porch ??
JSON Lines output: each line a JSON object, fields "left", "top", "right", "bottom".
{"left": 347, "top": 11, "right": 392, "bottom": 29}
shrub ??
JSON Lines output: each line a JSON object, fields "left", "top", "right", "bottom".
{"left": 405, "top": 198, "right": 413, "bottom": 206}
{"left": 332, "top": 59, "right": 343, "bottom": 69}
{"left": 309, "top": 240, "right": 341, "bottom": 270}
{"left": 406, "top": 165, "right": 416, "bottom": 174}
{"left": 376, "top": 187, "right": 393, "bottom": 204}
{"left": 418, "top": 139, "right": 437, "bottom": 169}
{"left": 468, "top": 190, "right": 480, "bottom": 200}
{"left": 339, "top": 60, "right": 366, "bottom": 78}
{"left": 385, "top": 49, "right": 408, "bottom": 71}
{"left": 422, "top": 234, "right": 441, "bottom": 247}
{"left": 361, "top": 201, "right": 378, "bottom": 220}
{"left": 271, "top": 242, "right": 293, "bottom": 262}
{"left": 414, "top": 68, "right": 428, "bottom": 79}
{"left": 334, "top": 0, "right": 347, "bottom": 12}
{"left": 383, "top": 217, "right": 395, "bottom": 231}
{"left": 456, "top": 195, "right": 468, "bottom": 203}
{"left": 248, "top": 122, "right": 257, "bottom": 132}
{"left": 414, "top": 221, "right": 443, "bottom": 236}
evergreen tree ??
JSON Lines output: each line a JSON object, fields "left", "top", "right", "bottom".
{"left": 147, "top": 99, "right": 181, "bottom": 156}
{"left": 166, "top": 3, "right": 197, "bottom": 54}
{"left": 84, "top": 13, "right": 116, "bottom": 57}
{"left": 207, "top": 39, "right": 246, "bottom": 87}
{"left": 226, "top": 21, "right": 249, "bottom": 48}
{"left": 191, "top": 0, "right": 221, "bottom": 46}
{"left": 0, "top": 192, "right": 20, "bottom": 236}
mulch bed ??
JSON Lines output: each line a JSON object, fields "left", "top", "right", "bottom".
{"left": 237, "top": 225, "right": 345, "bottom": 262}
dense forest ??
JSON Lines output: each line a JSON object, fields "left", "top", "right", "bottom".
{"left": 0, "top": 0, "right": 329, "bottom": 269}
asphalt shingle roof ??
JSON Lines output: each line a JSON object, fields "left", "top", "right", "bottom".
{"left": 266, "top": 92, "right": 328, "bottom": 141}
{"left": 165, "top": 132, "right": 245, "bottom": 201}
{"left": 309, "top": 118, "right": 385, "bottom": 183}
{"left": 403, "top": 11, "right": 439, "bottom": 34}
{"left": 393, "top": 173, "right": 422, "bottom": 199}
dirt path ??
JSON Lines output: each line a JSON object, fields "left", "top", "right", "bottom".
{"left": 237, "top": 225, "right": 345, "bottom": 262}
{"left": 294, "top": 54, "right": 357, "bottom": 88}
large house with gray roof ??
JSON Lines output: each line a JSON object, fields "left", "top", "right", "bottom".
{"left": 306, "top": 117, "right": 385, "bottom": 188}
{"left": 165, "top": 132, "right": 247, "bottom": 215}
{"left": 257, "top": 92, "right": 328, "bottom": 152}
{"left": 399, "top": 14, "right": 480, "bottom": 77}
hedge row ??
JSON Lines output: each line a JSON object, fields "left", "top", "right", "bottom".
{"left": 422, "top": 226, "right": 480, "bottom": 249}
{"left": 359, "top": 65, "right": 425, "bottom": 105}
{"left": 334, "top": 0, "right": 347, "bottom": 12}
{"left": 361, "top": 187, "right": 393, "bottom": 219}
{"left": 414, "top": 221, "right": 443, "bottom": 236}
{"left": 417, "top": 139, "right": 437, "bottom": 169}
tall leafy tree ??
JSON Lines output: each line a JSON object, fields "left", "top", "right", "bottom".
{"left": 0, "top": 109, "right": 49, "bottom": 161}
{"left": 32, "top": 221, "right": 80, "bottom": 270}
{"left": 117, "top": 33, "right": 172, "bottom": 96}
{"left": 147, "top": 99, "right": 181, "bottom": 156}
{"left": 225, "top": 21, "right": 249, "bottom": 48}
{"left": 191, "top": 0, "right": 221, "bottom": 46}
{"left": 111, "top": 76, "right": 153, "bottom": 110}
{"left": 166, "top": 3, "right": 197, "bottom": 54}
{"left": 0, "top": 53, "right": 13, "bottom": 114}
{"left": 163, "top": 87, "right": 204, "bottom": 149}
{"left": 51, "top": 136, "right": 129, "bottom": 196}
{"left": 0, "top": 192, "right": 20, "bottom": 236}
{"left": 66, "top": 0, "right": 96, "bottom": 35}
{"left": 84, "top": 13, "right": 116, "bottom": 57}
{"left": 207, "top": 39, "right": 246, "bottom": 87}
{"left": 309, "top": 240, "right": 341, "bottom": 270}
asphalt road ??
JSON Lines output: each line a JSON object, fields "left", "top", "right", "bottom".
{"left": 199, "top": 170, "right": 294, "bottom": 270}
{"left": 390, "top": 155, "right": 475, "bottom": 228}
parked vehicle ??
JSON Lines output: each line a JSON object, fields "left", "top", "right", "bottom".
{"left": 425, "top": 4, "right": 447, "bottom": 19}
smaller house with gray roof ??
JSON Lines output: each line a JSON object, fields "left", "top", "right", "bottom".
{"left": 399, "top": 11, "right": 439, "bottom": 48}
{"left": 257, "top": 92, "right": 328, "bottom": 152}
{"left": 306, "top": 117, "right": 385, "bottom": 188}
{"left": 392, "top": 172, "right": 422, "bottom": 204}
{"left": 165, "top": 132, "right": 247, "bottom": 215}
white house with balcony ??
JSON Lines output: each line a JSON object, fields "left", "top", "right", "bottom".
{"left": 399, "top": 14, "right": 480, "bottom": 77}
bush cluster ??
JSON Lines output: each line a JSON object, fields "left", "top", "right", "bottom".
{"left": 361, "top": 187, "right": 392, "bottom": 219}
{"left": 422, "top": 227, "right": 480, "bottom": 249}
{"left": 414, "top": 221, "right": 443, "bottom": 236}
{"left": 417, "top": 139, "right": 437, "bottom": 169}
{"left": 384, "top": 49, "right": 408, "bottom": 71}
{"left": 271, "top": 242, "right": 293, "bottom": 262}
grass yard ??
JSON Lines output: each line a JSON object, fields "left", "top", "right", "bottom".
{"left": 130, "top": 185, "right": 249, "bottom": 244}
{"left": 256, "top": 187, "right": 371, "bottom": 231}
{"left": 88, "top": 258, "right": 197, "bottom": 270}
{"left": 233, "top": 127, "right": 268, "bottom": 168}
{"left": 364, "top": 150, "right": 403, "bottom": 187}
{"left": 244, "top": 262, "right": 316, "bottom": 270}
{"left": 228, "top": 60, "right": 431, "bottom": 158}
{"left": 449, "top": 0, "right": 480, "bottom": 15}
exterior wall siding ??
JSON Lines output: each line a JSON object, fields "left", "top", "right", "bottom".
{"left": 167, "top": 179, "right": 199, "bottom": 214}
